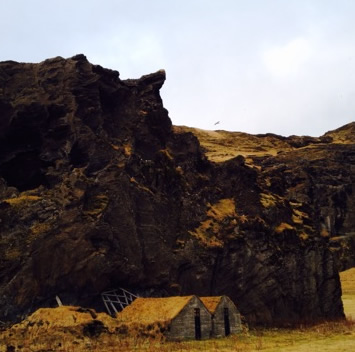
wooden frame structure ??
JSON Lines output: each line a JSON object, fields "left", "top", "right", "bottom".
{"left": 101, "top": 288, "right": 138, "bottom": 316}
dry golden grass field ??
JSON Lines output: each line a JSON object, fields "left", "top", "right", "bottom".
{"left": 340, "top": 267, "right": 355, "bottom": 320}
{"left": 1, "top": 268, "right": 355, "bottom": 351}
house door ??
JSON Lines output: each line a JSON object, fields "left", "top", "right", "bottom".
{"left": 224, "top": 308, "right": 230, "bottom": 336}
{"left": 194, "top": 308, "right": 201, "bottom": 340}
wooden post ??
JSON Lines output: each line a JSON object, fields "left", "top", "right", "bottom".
{"left": 56, "top": 295, "right": 63, "bottom": 307}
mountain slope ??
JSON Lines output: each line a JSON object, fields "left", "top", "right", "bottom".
{"left": 0, "top": 55, "right": 353, "bottom": 325}
{"left": 177, "top": 123, "right": 355, "bottom": 271}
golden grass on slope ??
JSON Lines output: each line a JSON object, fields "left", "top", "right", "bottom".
{"left": 173, "top": 126, "right": 292, "bottom": 163}
{"left": 274, "top": 222, "right": 294, "bottom": 234}
{"left": 260, "top": 193, "right": 283, "bottom": 208}
{"left": 189, "top": 198, "right": 239, "bottom": 248}
{"left": 340, "top": 268, "right": 355, "bottom": 294}
{"left": 324, "top": 122, "right": 355, "bottom": 144}
{"left": 340, "top": 268, "right": 355, "bottom": 319}
{"left": 29, "top": 222, "right": 51, "bottom": 236}
{"left": 2, "top": 195, "right": 41, "bottom": 206}
{"left": 207, "top": 198, "right": 236, "bottom": 219}
{"left": 292, "top": 209, "right": 309, "bottom": 225}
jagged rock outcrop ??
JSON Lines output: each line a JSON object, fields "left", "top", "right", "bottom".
{"left": 0, "top": 55, "right": 352, "bottom": 325}
{"left": 177, "top": 123, "right": 355, "bottom": 272}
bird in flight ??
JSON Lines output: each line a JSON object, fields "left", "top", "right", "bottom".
{"left": 214, "top": 121, "right": 220, "bottom": 125}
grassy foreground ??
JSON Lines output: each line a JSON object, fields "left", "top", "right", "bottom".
{"left": 1, "top": 319, "right": 354, "bottom": 352}
{"left": 1, "top": 269, "right": 355, "bottom": 351}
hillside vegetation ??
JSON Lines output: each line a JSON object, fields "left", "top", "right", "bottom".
{"left": 174, "top": 123, "right": 355, "bottom": 164}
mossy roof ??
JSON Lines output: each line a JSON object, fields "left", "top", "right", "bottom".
{"left": 200, "top": 296, "right": 223, "bottom": 314}
{"left": 117, "top": 296, "right": 195, "bottom": 324}
{"left": 12, "top": 306, "right": 120, "bottom": 330}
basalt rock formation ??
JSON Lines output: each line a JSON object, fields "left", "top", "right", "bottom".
{"left": 0, "top": 55, "right": 353, "bottom": 325}
{"left": 176, "top": 124, "right": 355, "bottom": 272}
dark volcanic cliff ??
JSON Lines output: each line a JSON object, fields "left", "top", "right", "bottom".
{"left": 0, "top": 55, "right": 353, "bottom": 325}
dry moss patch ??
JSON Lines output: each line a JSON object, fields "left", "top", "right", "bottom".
{"left": 275, "top": 222, "right": 294, "bottom": 234}
{"left": 29, "top": 222, "right": 51, "bottom": 238}
{"left": 292, "top": 209, "right": 309, "bottom": 224}
{"left": 129, "top": 177, "right": 155, "bottom": 195}
{"left": 83, "top": 194, "right": 109, "bottom": 216}
{"left": 260, "top": 193, "right": 285, "bottom": 208}
{"left": 189, "top": 198, "right": 240, "bottom": 248}
{"left": 2, "top": 195, "right": 41, "bottom": 207}
{"left": 206, "top": 199, "right": 236, "bottom": 219}
{"left": 4, "top": 248, "right": 22, "bottom": 261}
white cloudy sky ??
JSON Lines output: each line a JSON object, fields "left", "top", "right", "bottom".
{"left": 1, "top": 0, "right": 355, "bottom": 136}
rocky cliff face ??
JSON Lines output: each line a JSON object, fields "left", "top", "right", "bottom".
{"left": 0, "top": 55, "right": 353, "bottom": 325}
{"left": 177, "top": 124, "right": 355, "bottom": 272}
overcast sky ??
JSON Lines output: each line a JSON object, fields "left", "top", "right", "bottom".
{"left": 1, "top": 0, "right": 354, "bottom": 136}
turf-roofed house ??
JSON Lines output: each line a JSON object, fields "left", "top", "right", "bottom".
{"left": 200, "top": 296, "right": 242, "bottom": 337}
{"left": 116, "top": 295, "right": 211, "bottom": 340}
